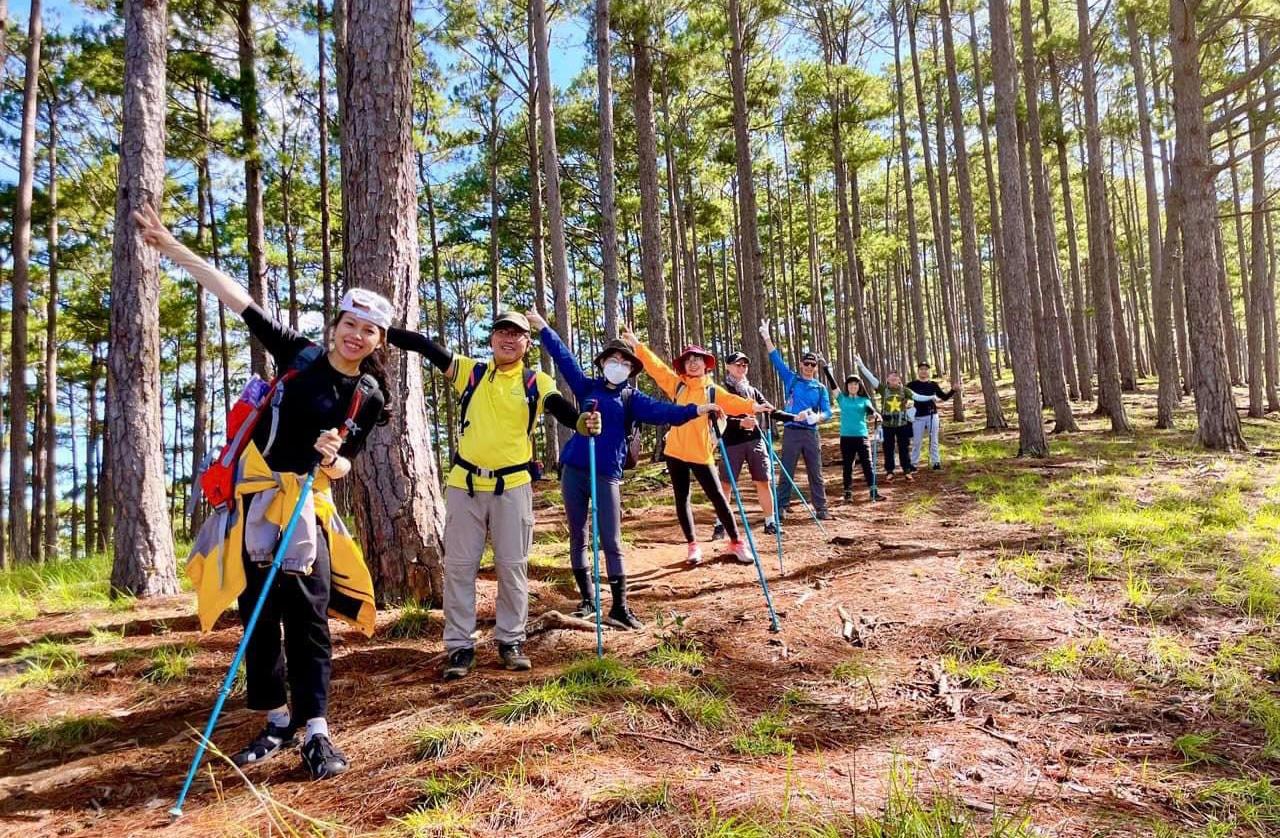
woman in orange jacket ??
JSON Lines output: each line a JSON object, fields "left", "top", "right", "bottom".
{"left": 622, "top": 327, "right": 770, "bottom": 565}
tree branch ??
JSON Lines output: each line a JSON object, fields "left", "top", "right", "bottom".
{"left": 1207, "top": 42, "right": 1280, "bottom": 106}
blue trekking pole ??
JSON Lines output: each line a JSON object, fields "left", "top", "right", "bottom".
{"left": 171, "top": 382, "right": 373, "bottom": 818}
{"left": 585, "top": 399, "right": 604, "bottom": 659}
{"left": 712, "top": 416, "right": 780, "bottom": 632}
{"left": 767, "top": 442, "right": 829, "bottom": 537}
{"left": 762, "top": 421, "right": 785, "bottom": 574}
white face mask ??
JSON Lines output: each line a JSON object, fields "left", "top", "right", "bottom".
{"left": 603, "top": 360, "right": 632, "bottom": 385}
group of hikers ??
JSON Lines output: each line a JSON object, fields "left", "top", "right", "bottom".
{"left": 132, "top": 207, "right": 959, "bottom": 783}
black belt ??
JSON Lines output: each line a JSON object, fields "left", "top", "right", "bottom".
{"left": 452, "top": 453, "right": 530, "bottom": 497}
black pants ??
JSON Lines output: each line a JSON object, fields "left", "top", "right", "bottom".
{"left": 840, "top": 435, "right": 874, "bottom": 490}
{"left": 884, "top": 424, "right": 916, "bottom": 474}
{"left": 238, "top": 510, "right": 333, "bottom": 722}
{"left": 666, "top": 457, "right": 739, "bottom": 542}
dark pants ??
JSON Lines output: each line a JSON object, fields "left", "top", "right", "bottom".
{"left": 666, "top": 457, "right": 739, "bottom": 542}
{"left": 562, "top": 464, "right": 624, "bottom": 577}
{"left": 884, "top": 424, "right": 916, "bottom": 474}
{"left": 777, "top": 426, "right": 828, "bottom": 513}
{"left": 840, "top": 435, "right": 874, "bottom": 491}
{"left": 239, "top": 508, "right": 333, "bottom": 722}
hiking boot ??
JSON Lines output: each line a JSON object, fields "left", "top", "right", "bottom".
{"left": 763, "top": 520, "right": 778, "bottom": 536}
{"left": 686, "top": 542, "right": 703, "bottom": 565}
{"left": 571, "top": 567, "right": 597, "bottom": 618}
{"left": 843, "top": 489, "right": 853, "bottom": 502}
{"left": 231, "top": 722, "right": 298, "bottom": 768}
{"left": 300, "top": 733, "right": 348, "bottom": 780}
{"left": 712, "top": 522, "right": 727, "bottom": 541}
{"left": 442, "top": 647, "right": 475, "bottom": 681}
{"left": 729, "top": 540, "right": 753, "bottom": 564}
{"left": 932, "top": 463, "right": 941, "bottom": 471}
{"left": 498, "top": 641, "right": 532, "bottom": 671}
{"left": 816, "top": 510, "right": 831, "bottom": 521}
{"left": 605, "top": 576, "right": 644, "bottom": 630}
{"left": 871, "top": 489, "right": 885, "bottom": 502}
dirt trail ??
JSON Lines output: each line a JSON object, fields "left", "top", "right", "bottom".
{"left": 0, "top": 424, "right": 1265, "bottom": 837}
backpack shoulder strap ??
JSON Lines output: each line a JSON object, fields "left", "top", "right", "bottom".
{"left": 262, "top": 343, "right": 325, "bottom": 457}
{"left": 523, "top": 369, "right": 539, "bottom": 437}
{"left": 283, "top": 343, "right": 323, "bottom": 379}
{"left": 457, "top": 362, "right": 488, "bottom": 435}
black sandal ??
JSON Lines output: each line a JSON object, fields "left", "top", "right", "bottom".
{"left": 231, "top": 722, "right": 299, "bottom": 767}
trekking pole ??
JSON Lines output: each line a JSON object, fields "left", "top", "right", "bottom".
{"left": 712, "top": 416, "right": 780, "bottom": 632}
{"left": 585, "top": 399, "right": 604, "bottom": 659}
{"left": 767, "top": 441, "right": 829, "bottom": 537}
{"left": 869, "top": 416, "right": 883, "bottom": 502}
{"left": 171, "top": 382, "right": 373, "bottom": 819}
{"left": 762, "top": 421, "right": 785, "bottom": 575}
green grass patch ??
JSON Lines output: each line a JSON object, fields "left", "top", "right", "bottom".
{"left": 942, "top": 653, "right": 1005, "bottom": 690}
{"left": 1033, "top": 636, "right": 1122, "bottom": 679}
{"left": 410, "top": 721, "right": 483, "bottom": 760}
{"left": 0, "top": 553, "right": 124, "bottom": 620}
{"left": 641, "top": 684, "right": 732, "bottom": 730}
{"left": 490, "top": 656, "right": 642, "bottom": 723}
{"left": 385, "top": 600, "right": 436, "bottom": 640}
{"left": 1173, "top": 731, "right": 1226, "bottom": 766}
{"left": 415, "top": 770, "right": 490, "bottom": 807}
{"left": 646, "top": 641, "right": 706, "bottom": 674}
{"left": 2, "top": 640, "right": 85, "bottom": 692}
{"left": 1195, "top": 777, "right": 1280, "bottom": 831}
{"left": 393, "top": 804, "right": 473, "bottom": 837}
{"left": 25, "top": 714, "right": 118, "bottom": 750}
{"left": 831, "top": 659, "right": 872, "bottom": 685}
{"left": 730, "top": 712, "right": 794, "bottom": 757}
{"left": 140, "top": 643, "right": 197, "bottom": 685}
{"left": 592, "top": 779, "right": 674, "bottom": 820}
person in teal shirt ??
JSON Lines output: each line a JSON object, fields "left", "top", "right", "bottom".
{"left": 821, "top": 365, "right": 880, "bottom": 501}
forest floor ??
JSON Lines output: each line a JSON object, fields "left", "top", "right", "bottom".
{"left": 2, "top": 386, "right": 1280, "bottom": 838}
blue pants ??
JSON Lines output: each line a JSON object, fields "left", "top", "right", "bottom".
{"left": 776, "top": 426, "right": 828, "bottom": 514}
{"left": 561, "top": 464, "right": 624, "bottom": 577}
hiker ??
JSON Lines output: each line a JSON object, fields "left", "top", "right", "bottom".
{"left": 713, "top": 351, "right": 795, "bottom": 539}
{"left": 527, "top": 312, "right": 721, "bottom": 630}
{"left": 134, "top": 205, "right": 387, "bottom": 781}
{"left": 855, "top": 355, "right": 934, "bottom": 482}
{"left": 908, "top": 362, "right": 959, "bottom": 471}
{"left": 389, "top": 312, "right": 598, "bottom": 679}
{"left": 759, "top": 323, "right": 832, "bottom": 521}
{"left": 820, "top": 362, "right": 880, "bottom": 502}
{"left": 620, "top": 327, "right": 771, "bottom": 565}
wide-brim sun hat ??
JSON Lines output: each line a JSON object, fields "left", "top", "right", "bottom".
{"left": 674, "top": 345, "right": 717, "bottom": 374}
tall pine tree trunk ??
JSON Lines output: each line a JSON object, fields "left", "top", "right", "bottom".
{"left": 1168, "top": 0, "right": 1245, "bottom": 450}
{"left": 317, "top": 0, "right": 334, "bottom": 323}
{"left": 990, "top": 0, "right": 1048, "bottom": 457}
{"left": 109, "top": 0, "right": 178, "bottom": 596}
{"left": 728, "top": 0, "right": 764, "bottom": 367}
{"left": 343, "top": 0, "right": 445, "bottom": 601}
{"left": 596, "top": 0, "right": 620, "bottom": 341}
{"left": 631, "top": 31, "right": 670, "bottom": 359}
{"left": 44, "top": 97, "right": 59, "bottom": 558}
{"left": 7, "top": 0, "right": 40, "bottom": 566}
{"left": 237, "top": 0, "right": 269, "bottom": 377}
{"left": 941, "top": 0, "right": 1005, "bottom": 427}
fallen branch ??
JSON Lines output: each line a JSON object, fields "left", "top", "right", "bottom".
{"left": 617, "top": 730, "right": 707, "bottom": 753}
{"left": 526, "top": 610, "right": 599, "bottom": 636}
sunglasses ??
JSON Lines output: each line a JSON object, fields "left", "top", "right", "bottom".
{"left": 730, "top": 360, "right": 750, "bottom": 366}
{"left": 801, "top": 361, "right": 818, "bottom": 367}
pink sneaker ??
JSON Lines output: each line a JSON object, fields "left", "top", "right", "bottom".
{"left": 686, "top": 542, "right": 703, "bottom": 564}
{"left": 729, "top": 540, "right": 753, "bottom": 564}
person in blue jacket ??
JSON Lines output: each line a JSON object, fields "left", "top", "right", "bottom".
{"left": 528, "top": 312, "right": 721, "bottom": 630}
{"left": 759, "top": 322, "right": 833, "bottom": 520}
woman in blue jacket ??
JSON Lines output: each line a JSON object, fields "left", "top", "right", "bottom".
{"left": 528, "top": 312, "right": 720, "bottom": 629}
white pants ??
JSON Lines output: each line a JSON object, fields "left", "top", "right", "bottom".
{"left": 911, "top": 414, "right": 941, "bottom": 467}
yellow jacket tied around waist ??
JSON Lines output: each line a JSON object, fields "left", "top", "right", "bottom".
{"left": 186, "top": 443, "right": 377, "bottom": 636}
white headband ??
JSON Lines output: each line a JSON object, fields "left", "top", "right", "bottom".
{"left": 338, "top": 288, "right": 394, "bottom": 331}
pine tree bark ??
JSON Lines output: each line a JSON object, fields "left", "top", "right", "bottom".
{"left": 940, "top": 0, "right": 1005, "bottom": 428}
{"left": 1018, "top": 0, "right": 1075, "bottom": 430}
{"left": 990, "top": 0, "right": 1048, "bottom": 457}
{"left": 901, "top": 3, "right": 930, "bottom": 363}
{"left": 891, "top": 7, "right": 926, "bottom": 368}
{"left": 317, "top": 0, "right": 334, "bottom": 323}
{"left": 1259, "top": 36, "right": 1280, "bottom": 412}
{"left": 44, "top": 97, "right": 59, "bottom": 558}
{"left": 7, "top": 0, "right": 40, "bottom": 565}
{"left": 343, "top": 0, "right": 445, "bottom": 601}
{"left": 237, "top": 0, "right": 269, "bottom": 377}
{"left": 596, "top": 0, "right": 620, "bottom": 341}
{"left": 84, "top": 356, "right": 97, "bottom": 556}
{"left": 524, "top": 16, "right": 555, "bottom": 468}
{"left": 1249, "top": 37, "right": 1277, "bottom": 412}
{"left": 192, "top": 87, "right": 212, "bottom": 536}
{"left": 630, "top": 30, "right": 670, "bottom": 359}
{"left": 1077, "top": 0, "right": 1130, "bottom": 430}
{"left": 109, "top": 0, "right": 179, "bottom": 596}
{"left": 728, "top": 0, "right": 764, "bottom": 367}
{"left": 1168, "top": 0, "right": 1246, "bottom": 450}
{"left": 932, "top": 65, "right": 965, "bottom": 421}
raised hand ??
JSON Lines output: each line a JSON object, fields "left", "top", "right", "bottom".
{"left": 620, "top": 325, "right": 640, "bottom": 351}
{"left": 132, "top": 204, "right": 180, "bottom": 251}
{"left": 524, "top": 310, "right": 547, "bottom": 331}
